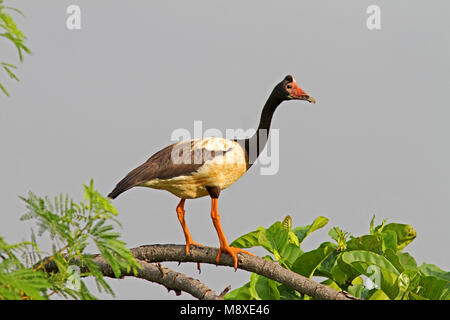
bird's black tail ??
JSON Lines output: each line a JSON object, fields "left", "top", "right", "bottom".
{"left": 107, "top": 184, "right": 130, "bottom": 199}
{"left": 108, "top": 176, "right": 138, "bottom": 199}
{"left": 108, "top": 163, "right": 152, "bottom": 199}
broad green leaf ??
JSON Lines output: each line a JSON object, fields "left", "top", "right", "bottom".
{"left": 258, "top": 221, "right": 289, "bottom": 258}
{"left": 378, "top": 268, "right": 400, "bottom": 299}
{"left": 332, "top": 253, "right": 361, "bottom": 286}
{"left": 416, "top": 276, "right": 449, "bottom": 300}
{"left": 341, "top": 250, "right": 400, "bottom": 299}
{"left": 419, "top": 263, "right": 450, "bottom": 281}
{"left": 408, "top": 291, "right": 429, "bottom": 300}
{"left": 384, "top": 250, "right": 419, "bottom": 290}
{"left": 292, "top": 245, "right": 335, "bottom": 278}
{"left": 250, "top": 273, "right": 280, "bottom": 300}
{"left": 231, "top": 216, "right": 299, "bottom": 252}
{"left": 398, "top": 270, "right": 421, "bottom": 296}
{"left": 380, "top": 230, "right": 397, "bottom": 253}
{"left": 367, "top": 289, "right": 390, "bottom": 300}
{"left": 351, "top": 276, "right": 364, "bottom": 285}
{"left": 277, "top": 283, "right": 302, "bottom": 300}
{"left": 321, "top": 279, "right": 341, "bottom": 291}
{"left": 328, "top": 228, "right": 339, "bottom": 242}
{"left": 315, "top": 247, "right": 339, "bottom": 278}
{"left": 383, "top": 249, "right": 405, "bottom": 273}
{"left": 292, "top": 216, "right": 328, "bottom": 245}
{"left": 342, "top": 250, "right": 400, "bottom": 276}
{"left": 225, "top": 282, "right": 253, "bottom": 300}
{"left": 396, "top": 252, "right": 418, "bottom": 271}
{"left": 347, "top": 235, "right": 383, "bottom": 254}
{"left": 279, "top": 243, "right": 303, "bottom": 268}
{"left": 347, "top": 284, "right": 369, "bottom": 299}
{"left": 382, "top": 223, "right": 416, "bottom": 251}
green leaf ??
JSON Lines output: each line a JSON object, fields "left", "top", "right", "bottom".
{"left": 380, "top": 230, "right": 398, "bottom": 253}
{"left": 224, "top": 282, "right": 253, "bottom": 300}
{"left": 0, "top": 2, "right": 30, "bottom": 97}
{"left": 278, "top": 283, "right": 302, "bottom": 300}
{"left": 328, "top": 228, "right": 339, "bottom": 242}
{"left": 347, "top": 235, "right": 383, "bottom": 254}
{"left": 281, "top": 215, "right": 292, "bottom": 231}
{"left": 408, "top": 291, "right": 429, "bottom": 300}
{"left": 367, "top": 289, "right": 390, "bottom": 300}
{"left": 382, "top": 223, "right": 416, "bottom": 251}
{"left": 82, "top": 257, "right": 114, "bottom": 296}
{"left": 315, "top": 246, "right": 339, "bottom": 278}
{"left": 0, "top": 180, "right": 144, "bottom": 300}
{"left": 369, "top": 215, "right": 376, "bottom": 234}
{"left": 341, "top": 250, "right": 402, "bottom": 298}
{"left": 287, "top": 231, "right": 299, "bottom": 246}
{"left": 416, "top": 276, "right": 449, "bottom": 300}
{"left": 0, "top": 82, "right": 10, "bottom": 96}
{"left": 321, "top": 279, "right": 342, "bottom": 291}
{"left": 373, "top": 217, "right": 387, "bottom": 234}
{"left": 331, "top": 253, "right": 361, "bottom": 286}
{"left": 341, "top": 250, "right": 400, "bottom": 276}
{"left": 419, "top": 263, "right": 450, "bottom": 281}
{"left": 230, "top": 228, "right": 262, "bottom": 249}
{"left": 258, "top": 221, "right": 289, "bottom": 258}
{"left": 249, "top": 273, "right": 280, "bottom": 300}
{"left": 396, "top": 252, "right": 418, "bottom": 271}
{"left": 383, "top": 249, "right": 404, "bottom": 273}
{"left": 398, "top": 270, "right": 421, "bottom": 297}
{"left": 328, "top": 227, "right": 350, "bottom": 251}
{"left": 292, "top": 244, "right": 335, "bottom": 278}
{"left": 292, "top": 216, "right": 328, "bottom": 245}
{"left": 347, "top": 284, "right": 369, "bottom": 299}
{"left": 0, "top": 268, "right": 52, "bottom": 300}
{"left": 279, "top": 243, "right": 303, "bottom": 268}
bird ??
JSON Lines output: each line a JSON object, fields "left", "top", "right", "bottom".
{"left": 108, "top": 75, "right": 316, "bottom": 269}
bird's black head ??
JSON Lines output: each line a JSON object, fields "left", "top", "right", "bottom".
{"left": 274, "top": 75, "right": 316, "bottom": 103}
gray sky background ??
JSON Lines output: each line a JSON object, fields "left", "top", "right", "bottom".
{"left": 1, "top": 1, "right": 449, "bottom": 299}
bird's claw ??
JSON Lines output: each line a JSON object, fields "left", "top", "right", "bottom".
{"left": 216, "top": 246, "right": 253, "bottom": 270}
{"left": 185, "top": 241, "right": 203, "bottom": 255}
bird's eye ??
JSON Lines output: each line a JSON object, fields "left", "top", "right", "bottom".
{"left": 287, "top": 85, "right": 292, "bottom": 89}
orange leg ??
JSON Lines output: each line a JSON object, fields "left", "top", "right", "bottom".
{"left": 176, "top": 199, "right": 202, "bottom": 254}
{"left": 210, "top": 198, "right": 253, "bottom": 270}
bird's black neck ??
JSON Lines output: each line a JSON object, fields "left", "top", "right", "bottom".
{"left": 239, "top": 92, "right": 282, "bottom": 169}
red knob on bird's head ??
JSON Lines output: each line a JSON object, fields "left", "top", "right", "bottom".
{"left": 279, "top": 75, "right": 316, "bottom": 103}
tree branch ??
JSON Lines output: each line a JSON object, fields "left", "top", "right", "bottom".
{"left": 43, "top": 244, "right": 359, "bottom": 300}
{"left": 44, "top": 254, "right": 224, "bottom": 300}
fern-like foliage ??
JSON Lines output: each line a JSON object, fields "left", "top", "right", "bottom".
{"left": 0, "top": 0, "right": 31, "bottom": 96}
{"left": 0, "top": 180, "right": 141, "bottom": 300}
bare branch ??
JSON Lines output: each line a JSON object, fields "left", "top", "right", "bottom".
{"left": 44, "top": 254, "right": 223, "bottom": 300}
{"left": 131, "top": 244, "right": 359, "bottom": 300}
{"left": 43, "top": 244, "right": 359, "bottom": 300}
